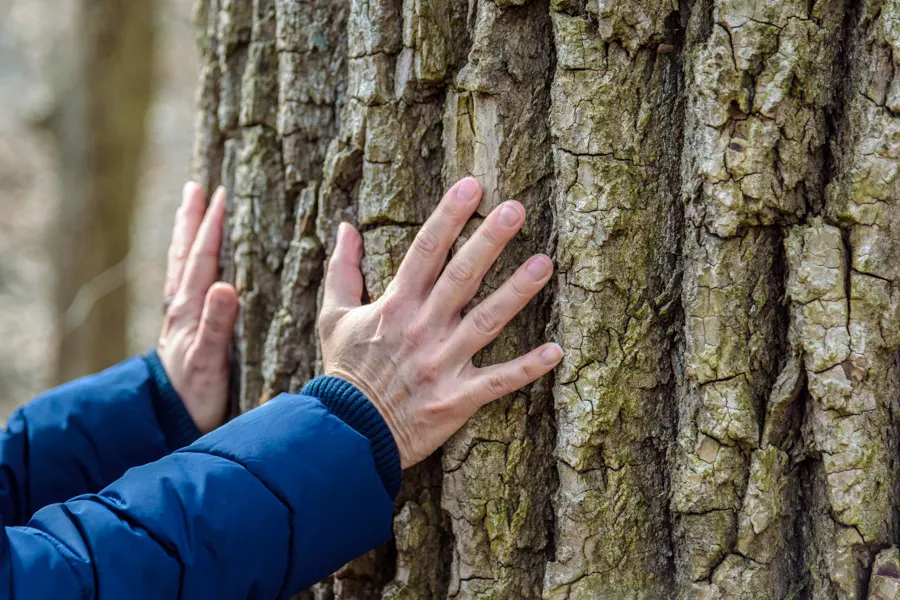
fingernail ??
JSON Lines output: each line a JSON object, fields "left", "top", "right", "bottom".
{"left": 526, "top": 255, "right": 552, "bottom": 281}
{"left": 541, "top": 343, "right": 563, "bottom": 364}
{"left": 182, "top": 182, "right": 195, "bottom": 206}
{"left": 456, "top": 178, "right": 480, "bottom": 203}
{"left": 498, "top": 202, "right": 521, "bottom": 227}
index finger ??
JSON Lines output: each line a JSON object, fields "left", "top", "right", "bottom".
{"left": 164, "top": 182, "right": 207, "bottom": 298}
{"left": 392, "top": 178, "right": 482, "bottom": 296}
{"left": 175, "top": 187, "right": 227, "bottom": 315}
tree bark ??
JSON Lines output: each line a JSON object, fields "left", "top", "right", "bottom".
{"left": 192, "top": 0, "right": 900, "bottom": 598}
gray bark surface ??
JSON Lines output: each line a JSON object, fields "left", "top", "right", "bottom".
{"left": 192, "top": 0, "right": 900, "bottom": 598}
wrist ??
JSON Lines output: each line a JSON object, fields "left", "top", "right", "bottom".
{"left": 144, "top": 349, "right": 202, "bottom": 450}
{"left": 324, "top": 367, "right": 414, "bottom": 468}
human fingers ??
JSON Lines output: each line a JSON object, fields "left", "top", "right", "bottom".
{"left": 447, "top": 254, "right": 553, "bottom": 361}
{"left": 392, "top": 178, "right": 482, "bottom": 296}
{"left": 175, "top": 186, "right": 227, "bottom": 317}
{"left": 320, "top": 222, "right": 365, "bottom": 335}
{"left": 426, "top": 200, "right": 525, "bottom": 320}
{"left": 164, "top": 182, "right": 206, "bottom": 298}
{"left": 461, "top": 343, "right": 563, "bottom": 409}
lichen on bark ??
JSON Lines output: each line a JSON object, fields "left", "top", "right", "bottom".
{"left": 192, "top": 0, "right": 900, "bottom": 598}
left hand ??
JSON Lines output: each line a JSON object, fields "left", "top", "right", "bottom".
{"left": 158, "top": 183, "right": 239, "bottom": 434}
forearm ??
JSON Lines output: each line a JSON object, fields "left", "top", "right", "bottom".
{"left": 2, "top": 352, "right": 198, "bottom": 523}
{"left": 0, "top": 387, "right": 397, "bottom": 599}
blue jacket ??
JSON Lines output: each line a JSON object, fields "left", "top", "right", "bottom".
{"left": 0, "top": 351, "right": 401, "bottom": 598}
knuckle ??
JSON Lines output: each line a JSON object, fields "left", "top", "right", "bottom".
{"left": 191, "top": 245, "right": 219, "bottom": 261}
{"left": 379, "top": 292, "right": 405, "bottom": 318}
{"left": 445, "top": 258, "right": 474, "bottom": 285}
{"left": 480, "top": 224, "right": 502, "bottom": 246}
{"left": 519, "top": 361, "right": 536, "bottom": 383}
{"left": 414, "top": 358, "right": 441, "bottom": 384}
{"left": 413, "top": 228, "right": 440, "bottom": 258}
{"left": 510, "top": 273, "right": 530, "bottom": 298}
{"left": 404, "top": 319, "right": 430, "bottom": 349}
{"left": 486, "top": 373, "right": 511, "bottom": 398}
{"left": 167, "top": 296, "right": 193, "bottom": 319}
{"left": 168, "top": 243, "right": 188, "bottom": 262}
{"left": 471, "top": 304, "right": 500, "bottom": 337}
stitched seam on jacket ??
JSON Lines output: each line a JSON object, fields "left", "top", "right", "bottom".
{"left": 59, "top": 504, "right": 99, "bottom": 598}
{"left": 24, "top": 527, "right": 91, "bottom": 600}
{"left": 177, "top": 448, "right": 295, "bottom": 599}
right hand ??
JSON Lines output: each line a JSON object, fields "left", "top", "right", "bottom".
{"left": 317, "top": 178, "right": 562, "bottom": 468}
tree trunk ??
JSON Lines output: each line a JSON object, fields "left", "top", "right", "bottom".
{"left": 191, "top": 0, "right": 900, "bottom": 598}
{"left": 50, "top": 0, "right": 156, "bottom": 383}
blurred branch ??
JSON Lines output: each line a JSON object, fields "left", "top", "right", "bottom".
{"left": 60, "top": 250, "right": 164, "bottom": 337}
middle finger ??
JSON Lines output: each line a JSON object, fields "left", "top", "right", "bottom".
{"left": 425, "top": 200, "right": 525, "bottom": 320}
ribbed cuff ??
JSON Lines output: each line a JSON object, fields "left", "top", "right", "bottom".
{"left": 144, "top": 349, "right": 202, "bottom": 451}
{"left": 302, "top": 376, "right": 402, "bottom": 500}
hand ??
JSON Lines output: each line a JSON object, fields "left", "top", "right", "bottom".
{"left": 318, "top": 178, "right": 562, "bottom": 468}
{"left": 158, "top": 183, "right": 239, "bottom": 434}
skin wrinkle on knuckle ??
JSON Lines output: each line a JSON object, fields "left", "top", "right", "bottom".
{"left": 472, "top": 304, "right": 500, "bottom": 337}
{"left": 509, "top": 272, "right": 531, "bottom": 298}
{"left": 518, "top": 359, "right": 534, "bottom": 382}
{"left": 413, "top": 358, "right": 441, "bottom": 385}
{"left": 404, "top": 320, "right": 429, "bottom": 349}
{"left": 486, "top": 373, "right": 510, "bottom": 398}
{"left": 379, "top": 293, "right": 405, "bottom": 318}
{"left": 191, "top": 245, "right": 220, "bottom": 261}
{"left": 413, "top": 227, "right": 440, "bottom": 257}
{"left": 479, "top": 223, "right": 503, "bottom": 246}
{"left": 445, "top": 258, "right": 475, "bottom": 285}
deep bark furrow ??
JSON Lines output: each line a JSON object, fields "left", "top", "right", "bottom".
{"left": 259, "top": 0, "right": 349, "bottom": 402}
{"left": 190, "top": 0, "right": 900, "bottom": 595}
{"left": 809, "top": 1, "right": 900, "bottom": 597}
{"left": 675, "top": 0, "right": 845, "bottom": 597}
{"left": 544, "top": 2, "right": 682, "bottom": 598}
{"left": 438, "top": 2, "right": 555, "bottom": 599}
{"left": 192, "top": 0, "right": 225, "bottom": 195}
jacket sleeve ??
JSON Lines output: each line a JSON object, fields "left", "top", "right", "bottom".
{"left": 0, "top": 378, "right": 401, "bottom": 599}
{"left": 0, "top": 351, "right": 200, "bottom": 525}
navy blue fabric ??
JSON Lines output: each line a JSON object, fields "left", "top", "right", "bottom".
{"left": 144, "top": 349, "right": 202, "bottom": 449}
{"left": 0, "top": 394, "right": 394, "bottom": 599}
{"left": 0, "top": 355, "right": 197, "bottom": 525}
{"left": 302, "top": 376, "right": 402, "bottom": 498}
{"left": 0, "top": 356, "right": 399, "bottom": 598}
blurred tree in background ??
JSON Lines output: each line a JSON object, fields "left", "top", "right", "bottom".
{"left": 0, "top": 0, "right": 195, "bottom": 415}
{"left": 47, "top": 0, "right": 156, "bottom": 383}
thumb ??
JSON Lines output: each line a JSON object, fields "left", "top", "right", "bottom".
{"left": 323, "top": 222, "right": 364, "bottom": 313}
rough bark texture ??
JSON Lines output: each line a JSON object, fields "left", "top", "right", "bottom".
{"left": 193, "top": 0, "right": 900, "bottom": 598}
